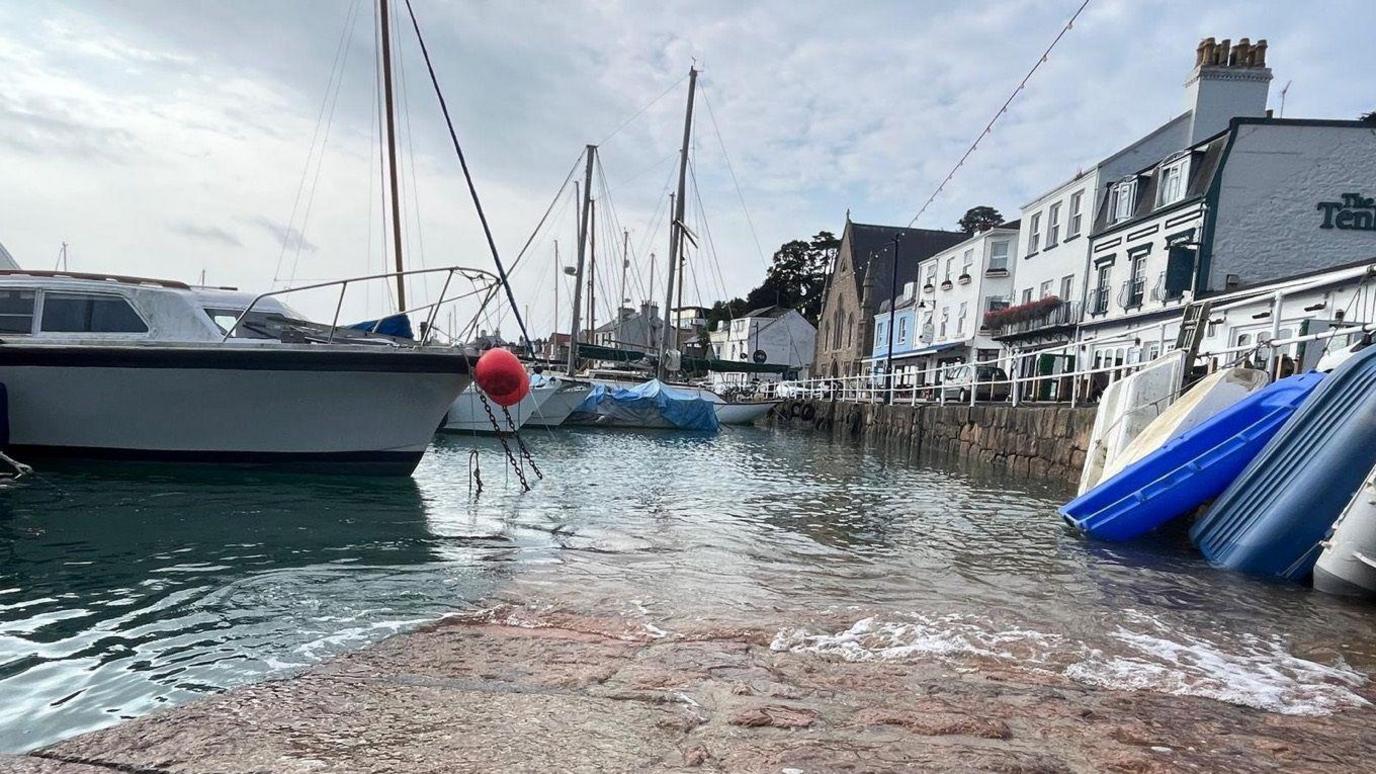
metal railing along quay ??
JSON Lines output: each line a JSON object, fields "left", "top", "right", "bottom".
{"left": 770, "top": 322, "right": 1374, "bottom": 411}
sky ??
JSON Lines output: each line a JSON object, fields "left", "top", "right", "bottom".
{"left": 1, "top": 0, "right": 1372, "bottom": 338}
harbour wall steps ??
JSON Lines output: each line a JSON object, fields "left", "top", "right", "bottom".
{"left": 772, "top": 399, "right": 1095, "bottom": 486}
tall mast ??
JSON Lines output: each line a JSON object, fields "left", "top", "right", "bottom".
{"left": 618, "top": 229, "right": 630, "bottom": 320}
{"left": 567, "top": 145, "right": 596, "bottom": 375}
{"left": 647, "top": 253, "right": 656, "bottom": 350}
{"left": 552, "top": 239, "right": 559, "bottom": 355}
{"left": 378, "top": 0, "right": 406, "bottom": 310}
{"left": 588, "top": 198, "right": 597, "bottom": 341}
{"left": 659, "top": 63, "right": 695, "bottom": 380}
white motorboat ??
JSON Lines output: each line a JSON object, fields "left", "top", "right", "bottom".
{"left": 0, "top": 269, "right": 479, "bottom": 475}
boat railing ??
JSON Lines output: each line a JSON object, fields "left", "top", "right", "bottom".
{"left": 221, "top": 266, "right": 502, "bottom": 347}
{"left": 774, "top": 322, "right": 1376, "bottom": 409}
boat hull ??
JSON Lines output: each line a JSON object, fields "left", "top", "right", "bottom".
{"left": 0, "top": 344, "right": 469, "bottom": 476}
{"left": 714, "top": 400, "right": 781, "bottom": 425}
{"left": 1314, "top": 461, "right": 1376, "bottom": 598}
{"left": 524, "top": 381, "right": 590, "bottom": 428}
{"left": 1191, "top": 345, "right": 1376, "bottom": 581}
{"left": 1061, "top": 372, "right": 1323, "bottom": 542}
{"left": 441, "top": 383, "right": 556, "bottom": 433}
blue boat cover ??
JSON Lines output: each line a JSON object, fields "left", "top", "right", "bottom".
{"left": 571, "top": 379, "right": 720, "bottom": 432}
{"left": 1061, "top": 372, "right": 1324, "bottom": 541}
{"left": 1191, "top": 343, "right": 1376, "bottom": 581}
{"left": 347, "top": 314, "right": 414, "bottom": 339}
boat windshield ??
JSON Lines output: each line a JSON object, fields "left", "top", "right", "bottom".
{"left": 204, "top": 308, "right": 294, "bottom": 340}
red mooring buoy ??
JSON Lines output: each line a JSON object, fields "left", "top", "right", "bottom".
{"left": 473, "top": 348, "right": 530, "bottom": 407}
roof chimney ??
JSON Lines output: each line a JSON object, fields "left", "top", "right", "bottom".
{"left": 1185, "top": 36, "right": 1272, "bottom": 145}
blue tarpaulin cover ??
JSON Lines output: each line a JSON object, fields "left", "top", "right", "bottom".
{"left": 570, "top": 379, "right": 719, "bottom": 432}
{"left": 348, "top": 314, "right": 414, "bottom": 339}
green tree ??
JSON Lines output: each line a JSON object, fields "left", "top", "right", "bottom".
{"left": 743, "top": 231, "right": 837, "bottom": 325}
{"left": 1361, "top": 110, "right": 1376, "bottom": 126}
{"left": 957, "top": 206, "right": 1004, "bottom": 235}
{"left": 706, "top": 298, "right": 747, "bottom": 331}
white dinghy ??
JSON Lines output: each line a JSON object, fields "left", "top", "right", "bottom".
{"left": 1314, "top": 461, "right": 1376, "bottom": 598}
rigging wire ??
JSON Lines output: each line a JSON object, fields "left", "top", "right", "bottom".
{"left": 280, "top": 0, "right": 364, "bottom": 289}
{"left": 402, "top": 0, "right": 532, "bottom": 352}
{"left": 595, "top": 70, "right": 692, "bottom": 147}
{"left": 906, "top": 0, "right": 1092, "bottom": 228}
{"left": 506, "top": 150, "right": 587, "bottom": 275}
{"left": 697, "top": 81, "right": 768, "bottom": 268}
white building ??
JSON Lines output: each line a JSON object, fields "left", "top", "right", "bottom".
{"left": 865, "top": 223, "right": 1020, "bottom": 384}
{"left": 709, "top": 305, "right": 817, "bottom": 388}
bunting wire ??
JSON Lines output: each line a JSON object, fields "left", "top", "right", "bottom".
{"left": 906, "top": 0, "right": 1092, "bottom": 228}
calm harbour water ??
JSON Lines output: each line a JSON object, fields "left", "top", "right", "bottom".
{"left": 2, "top": 427, "right": 1375, "bottom": 751}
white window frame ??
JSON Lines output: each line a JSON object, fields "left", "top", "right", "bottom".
{"left": 1111, "top": 179, "right": 1137, "bottom": 223}
{"left": 1046, "top": 203, "right": 1061, "bottom": 247}
{"left": 1039, "top": 280, "right": 1052, "bottom": 298}
{"left": 988, "top": 239, "right": 1010, "bottom": 272}
{"left": 897, "top": 316, "right": 909, "bottom": 344}
{"left": 1156, "top": 155, "right": 1189, "bottom": 207}
{"left": 1028, "top": 212, "right": 1042, "bottom": 253}
{"left": 1067, "top": 190, "right": 1084, "bottom": 237}
{"left": 961, "top": 249, "right": 973, "bottom": 276}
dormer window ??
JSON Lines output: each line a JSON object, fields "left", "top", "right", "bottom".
{"left": 1156, "top": 154, "right": 1190, "bottom": 207}
{"left": 1110, "top": 178, "right": 1137, "bottom": 224}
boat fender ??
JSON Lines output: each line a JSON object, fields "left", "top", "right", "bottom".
{"left": 849, "top": 408, "right": 862, "bottom": 434}
{"left": 474, "top": 349, "right": 530, "bottom": 406}
{"left": 800, "top": 403, "right": 816, "bottom": 422}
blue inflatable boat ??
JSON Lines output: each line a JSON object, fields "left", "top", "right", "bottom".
{"left": 1191, "top": 343, "right": 1376, "bottom": 581}
{"left": 1061, "top": 372, "right": 1324, "bottom": 541}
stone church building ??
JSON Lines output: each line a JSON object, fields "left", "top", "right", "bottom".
{"left": 813, "top": 218, "right": 967, "bottom": 378}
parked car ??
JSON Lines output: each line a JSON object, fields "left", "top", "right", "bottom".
{"left": 938, "top": 363, "right": 1011, "bottom": 402}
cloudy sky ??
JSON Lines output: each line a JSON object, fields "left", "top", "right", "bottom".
{"left": 1, "top": 0, "right": 1371, "bottom": 336}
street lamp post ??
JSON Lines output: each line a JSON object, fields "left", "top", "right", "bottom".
{"left": 884, "top": 234, "right": 901, "bottom": 404}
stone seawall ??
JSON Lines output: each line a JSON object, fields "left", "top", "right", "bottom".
{"left": 772, "top": 399, "right": 1096, "bottom": 486}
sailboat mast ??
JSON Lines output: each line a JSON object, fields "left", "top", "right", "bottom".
{"left": 567, "top": 145, "right": 596, "bottom": 375}
{"left": 659, "top": 63, "right": 696, "bottom": 380}
{"left": 552, "top": 240, "right": 559, "bottom": 356}
{"left": 588, "top": 198, "right": 597, "bottom": 339}
{"left": 618, "top": 230, "right": 629, "bottom": 319}
{"left": 378, "top": 0, "right": 406, "bottom": 310}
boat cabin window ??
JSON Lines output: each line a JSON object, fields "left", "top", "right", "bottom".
{"left": 0, "top": 290, "right": 36, "bottom": 333}
{"left": 204, "top": 308, "right": 282, "bottom": 339}
{"left": 40, "top": 292, "right": 148, "bottom": 333}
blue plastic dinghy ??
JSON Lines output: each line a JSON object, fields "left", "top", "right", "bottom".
{"left": 1191, "top": 343, "right": 1376, "bottom": 581}
{"left": 1061, "top": 372, "right": 1324, "bottom": 541}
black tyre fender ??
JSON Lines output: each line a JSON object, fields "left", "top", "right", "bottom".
{"left": 800, "top": 403, "right": 817, "bottom": 421}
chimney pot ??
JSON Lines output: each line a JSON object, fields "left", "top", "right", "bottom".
{"left": 1217, "top": 38, "right": 1231, "bottom": 66}
{"left": 1253, "top": 39, "right": 1267, "bottom": 67}
{"left": 1235, "top": 38, "right": 1251, "bottom": 66}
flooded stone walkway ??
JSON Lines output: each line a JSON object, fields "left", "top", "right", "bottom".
{"left": 5, "top": 429, "right": 1376, "bottom": 770}
{"left": 8, "top": 602, "right": 1374, "bottom": 773}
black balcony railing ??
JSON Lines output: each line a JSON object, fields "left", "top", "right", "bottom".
{"left": 1118, "top": 278, "right": 1146, "bottom": 309}
{"left": 1149, "top": 271, "right": 1184, "bottom": 302}
{"left": 1090, "top": 287, "right": 1109, "bottom": 315}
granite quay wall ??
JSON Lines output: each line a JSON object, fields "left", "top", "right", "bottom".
{"left": 771, "top": 398, "right": 1096, "bottom": 486}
